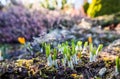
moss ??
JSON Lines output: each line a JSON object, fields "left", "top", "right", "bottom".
{"left": 87, "top": 0, "right": 120, "bottom": 17}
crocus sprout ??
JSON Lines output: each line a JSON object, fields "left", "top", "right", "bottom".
{"left": 90, "top": 47, "right": 97, "bottom": 62}
{"left": 45, "top": 43, "right": 52, "bottom": 66}
{"left": 67, "top": 49, "right": 74, "bottom": 69}
{"left": 89, "top": 43, "right": 103, "bottom": 62}
{"left": 75, "top": 41, "right": 82, "bottom": 52}
{"left": 52, "top": 48, "right": 58, "bottom": 68}
{"left": 45, "top": 43, "right": 50, "bottom": 58}
{"left": 89, "top": 43, "right": 96, "bottom": 62}
{"left": 83, "top": 42, "right": 88, "bottom": 49}
{"left": 53, "top": 48, "right": 57, "bottom": 60}
{"left": 89, "top": 43, "right": 93, "bottom": 52}
{"left": 62, "top": 44, "right": 68, "bottom": 67}
{"left": 63, "top": 44, "right": 68, "bottom": 55}
{"left": 82, "top": 42, "right": 88, "bottom": 53}
{"left": 115, "top": 56, "right": 120, "bottom": 74}
{"left": 71, "top": 40, "right": 78, "bottom": 64}
{"left": 96, "top": 44, "right": 103, "bottom": 55}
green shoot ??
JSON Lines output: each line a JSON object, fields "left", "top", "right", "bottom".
{"left": 97, "top": 44, "right": 103, "bottom": 51}
{"left": 82, "top": 41, "right": 88, "bottom": 53}
{"left": 89, "top": 43, "right": 103, "bottom": 62}
{"left": 89, "top": 43, "right": 96, "bottom": 62}
{"left": 63, "top": 45, "right": 68, "bottom": 55}
{"left": 96, "top": 44, "right": 103, "bottom": 55}
{"left": 66, "top": 49, "right": 74, "bottom": 69}
{"left": 76, "top": 41, "right": 82, "bottom": 52}
{"left": 45, "top": 43, "right": 50, "bottom": 58}
{"left": 83, "top": 42, "right": 88, "bottom": 49}
{"left": 45, "top": 43, "right": 53, "bottom": 66}
{"left": 91, "top": 47, "right": 97, "bottom": 56}
{"left": 52, "top": 48, "right": 58, "bottom": 68}
{"left": 53, "top": 48, "right": 57, "bottom": 60}
{"left": 67, "top": 54, "right": 71, "bottom": 61}
{"left": 77, "top": 41, "right": 82, "bottom": 47}
{"left": 116, "top": 56, "right": 120, "bottom": 74}
{"left": 89, "top": 43, "right": 93, "bottom": 52}
{"left": 71, "top": 40, "right": 78, "bottom": 64}
{"left": 66, "top": 47, "right": 71, "bottom": 60}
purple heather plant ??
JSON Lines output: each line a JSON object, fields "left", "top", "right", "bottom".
{"left": 0, "top": 6, "right": 68, "bottom": 43}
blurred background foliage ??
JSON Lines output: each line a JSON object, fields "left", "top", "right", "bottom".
{"left": 1, "top": 0, "right": 120, "bottom": 17}
{"left": 87, "top": 0, "right": 120, "bottom": 17}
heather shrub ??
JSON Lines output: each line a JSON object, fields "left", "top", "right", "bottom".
{"left": 0, "top": 6, "right": 61, "bottom": 43}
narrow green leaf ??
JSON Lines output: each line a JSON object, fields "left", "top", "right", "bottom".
{"left": 53, "top": 48, "right": 57, "bottom": 60}
{"left": 89, "top": 43, "right": 93, "bottom": 52}
{"left": 97, "top": 44, "right": 103, "bottom": 52}
{"left": 77, "top": 41, "right": 82, "bottom": 47}
{"left": 91, "top": 47, "right": 97, "bottom": 55}
{"left": 45, "top": 43, "right": 50, "bottom": 58}
{"left": 84, "top": 42, "right": 88, "bottom": 48}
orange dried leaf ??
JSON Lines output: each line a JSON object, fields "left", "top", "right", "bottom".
{"left": 18, "top": 37, "right": 25, "bottom": 44}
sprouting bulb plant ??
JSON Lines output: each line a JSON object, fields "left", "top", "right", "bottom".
{"left": 90, "top": 47, "right": 97, "bottom": 62}
{"left": 89, "top": 43, "right": 103, "bottom": 62}
{"left": 52, "top": 48, "right": 58, "bottom": 68}
{"left": 82, "top": 42, "right": 88, "bottom": 54}
{"left": 67, "top": 48, "right": 74, "bottom": 69}
{"left": 45, "top": 43, "right": 52, "bottom": 66}
{"left": 71, "top": 39, "right": 78, "bottom": 64}
{"left": 75, "top": 41, "right": 82, "bottom": 51}
{"left": 115, "top": 56, "right": 120, "bottom": 74}
{"left": 96, "top": 44, "right": 103, "bottom": 55}
{"left": 62, "top": 43, "right": 68, "bottom": 67}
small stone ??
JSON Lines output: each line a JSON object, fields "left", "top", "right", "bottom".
{"left": 98, "top": 67, "right": 107, "bottom": 76}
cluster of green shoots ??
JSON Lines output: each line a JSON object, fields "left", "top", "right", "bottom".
{"left": 89, "top": 43, "right": 103, "bottom": 62}
{"left": 44, "top": 40, "right": 103, "bottom": 69}
{"left": 115, "top": 56, "right": 120, "bottom": 74}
